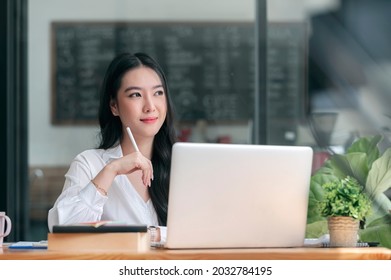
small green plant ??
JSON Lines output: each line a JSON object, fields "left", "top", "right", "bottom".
{"left": 319, "top": 176, "right": 372, "bottom": 221}
{"left": 306, "top": 135, "right": 391, "bottom": 248}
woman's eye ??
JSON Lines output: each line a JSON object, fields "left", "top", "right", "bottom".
{"left": 129, "top": 92, "right": 141, "bottom": 98}
{"left": 154, "top": 90, "right": 164, "bottom": 96}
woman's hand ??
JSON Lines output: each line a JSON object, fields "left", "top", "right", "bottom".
{"left": 108, "top": 151, "right": 153, "bottom": 187}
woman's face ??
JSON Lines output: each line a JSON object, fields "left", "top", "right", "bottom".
{"left": 110, "top": 66, "right": 167, "bottom": 142}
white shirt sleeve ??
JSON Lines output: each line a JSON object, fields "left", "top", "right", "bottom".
{"left": 47, "top": 153, "right": 107, "bottom": 232}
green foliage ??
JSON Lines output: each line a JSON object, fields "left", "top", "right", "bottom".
{"left": 359, "top": 215, "right": 391, "bottom": 248}
{"left": 318, "top": 176, "right": 371, "bottom": 220}
{"left": 306, "top": 135, "right": 391, "bottom": 248}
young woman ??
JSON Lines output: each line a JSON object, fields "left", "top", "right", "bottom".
{"left": 48, "top": 53, "right": 177, "bottom": 242}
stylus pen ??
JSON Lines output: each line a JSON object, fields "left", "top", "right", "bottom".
{"left": 126, "top": 126, "right": 139, "bottom": 152}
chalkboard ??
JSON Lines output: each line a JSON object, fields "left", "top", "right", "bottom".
{"left": 51, "top": 21, "right": 306, "bottom": 125}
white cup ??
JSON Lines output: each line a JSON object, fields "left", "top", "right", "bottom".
{"left": 0, "top": 212, "right": 12, "bottom": 246}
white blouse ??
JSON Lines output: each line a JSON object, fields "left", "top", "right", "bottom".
{"left": 47, "top": 145, "right": 167, "bottom": 241}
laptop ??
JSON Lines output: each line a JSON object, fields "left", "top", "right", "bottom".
{"left": 164, "top": 142, "right": 313, "bottom": 249}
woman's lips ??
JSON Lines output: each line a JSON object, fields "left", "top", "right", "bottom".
{"left": 140, "top": 117, "right": 158, "bottom": 124}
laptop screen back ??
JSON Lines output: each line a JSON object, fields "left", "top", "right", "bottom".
{"left": 165, "top": 142, "right": 313, "bottom": 249}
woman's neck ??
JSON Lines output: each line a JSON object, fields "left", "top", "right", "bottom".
{"left": 121, "top": 136, "right": 154, "bottom": 159}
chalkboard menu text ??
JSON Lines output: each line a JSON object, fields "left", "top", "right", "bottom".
{"left": 51, "top": 21, "right": 306, "bottom": 125}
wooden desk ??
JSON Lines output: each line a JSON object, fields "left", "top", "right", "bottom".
{"left": 1, "top": 246, "right": 391, "bottom": 260}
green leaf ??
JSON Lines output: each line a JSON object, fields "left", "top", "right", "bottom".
{"left": 305, "top": 220, "right": 328, "bottom": 238}
{"left": 366, "top": 147, "right": 391, "bottom": 196}
{"left": 310, "top": 169, "right": 338, "bottom": 200}
{"left": 347, "top": 135, "right": 382, "bottom": 168}
{"left": 329, "top": 153, "right": 369, "bottom": 186}
{"left": 360, "top": 214, "right": 391, "bottom": 248}
{"left": 307, "top": 194, "right": 324, "bottom": 223}
{"left": 307, "top": 165, "right": 339, "bottom": 223}
{"left": 365, "top": 193, "right": 391, "bottom": 224}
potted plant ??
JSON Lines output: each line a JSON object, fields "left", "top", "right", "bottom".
{"left": 306, "top": 135, "right": 391, "bottom": 248}
{"left": 319, "top": 176, "right": 372, "bottom": 247}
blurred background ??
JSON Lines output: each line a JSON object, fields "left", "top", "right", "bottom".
{"left": 1, "top": 0, "right": 391, "bottom": 241}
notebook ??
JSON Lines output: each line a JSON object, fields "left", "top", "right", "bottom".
{"left": 164, "top": 142, "right": 313, "bottom": 249}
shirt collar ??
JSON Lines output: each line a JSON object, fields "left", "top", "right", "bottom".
{"left": 101, "top": 144, "right": 123, "bottom": 163}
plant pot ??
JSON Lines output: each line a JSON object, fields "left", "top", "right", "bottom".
{"left": 327, "top": 216, "right": 359, "bottom": 247}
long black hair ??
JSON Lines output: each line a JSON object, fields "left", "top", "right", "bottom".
{"left": 98, "top": 52, "right": 176, "bottom": 226}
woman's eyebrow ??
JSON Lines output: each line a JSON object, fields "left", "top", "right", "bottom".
{"left": 124, "top": 86, "right": 141, "bottom": 92}
{"left": 152, "top": 84, "right": 164, "bottom": 89}
{"left": 124, "top": 84, "right": 163, "bottom": 92}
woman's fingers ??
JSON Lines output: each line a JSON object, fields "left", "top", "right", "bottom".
{"left": 143, "top": 168, "right": 152, "bottom": 187}
{"left": 125, "top": 152, "right": 153, "bottom": 187}
{"left": 138, "top": 154, "right": 152, "bottom": 187}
